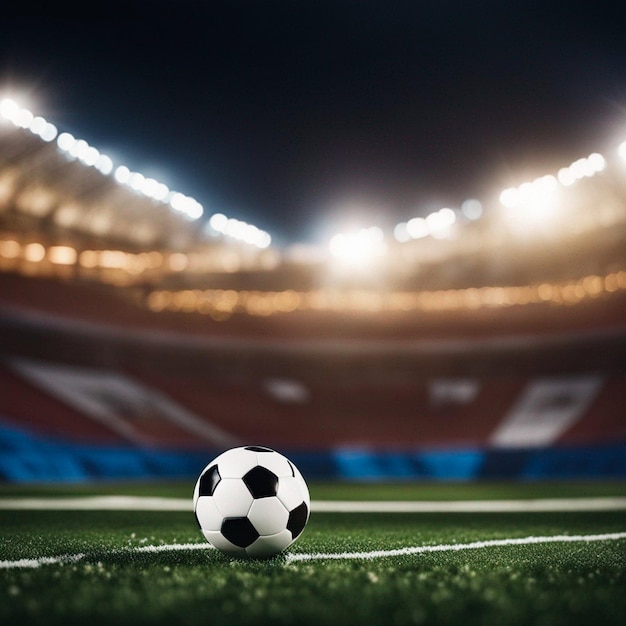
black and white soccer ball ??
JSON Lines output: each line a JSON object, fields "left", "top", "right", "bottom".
{"left": 193, "top": 446, "right": 310, "bottom": 558}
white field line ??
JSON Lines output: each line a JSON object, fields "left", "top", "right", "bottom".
{"left": 0, "top": 496, "right": 626, "bottom": 512}
{"left": 285, "top": 531, "right": 626, "bottom": 562}
{"left": 313, "top": 497, "right": 626, "bottom": 513}
{"left": 0, "top": 496, "right": 192, "bottom": 511}
{"left": 1, "top": 532, "right": 624, "bottom": 570}
{"left": 0, "top": 543, "right": 214, "bottom": 570}
{"left": 134, "top": 543, "right": 211, "bottom": 553}
{"left": 0, "top": 554, "right": 86, "bottom": 570}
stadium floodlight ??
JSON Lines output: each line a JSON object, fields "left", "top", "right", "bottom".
{"left": 461, "top": 198, "right": 483, "bottom": 220}
{"left": 39, "top": 121, "right": 58, "bottom": 142}
{"left": 393, "top": 222, "right": 411, "bottom": 243}
{"left": 328, "top": 226, "right": 387, "bottom": 270}
{"left": 406, "top": 217, "right": 429, "bottom": 239}
{"left": 555, "top": 152, "right": 607, "bottom": 188}
{"left": 28, "top": 115, "right": 57, "bottom": 142}
{"left": 169, "top": 192, "right": 203, "bottom": 220}
{"left": 128, "top": 171, "right": 146, "bottom": 191}
{"left": 80, "top": 145, "right": 100, "bottom": 167}
{"left": 0, "top": 95, "right": 283, "bottom": 242}
{"left": 398, "top": 206, "right": 459, "bottom": 242}
{"left": 557, "top": 167, "right": 576, "bottom": 186}
{"left": 500, "top": 174, "right": 559, "bottom": 221}
{"left": 57, "top": 132, "right": 75, "bottom": 152}
{"left": 1, "top": 98, "right": 57, "bottom": 141}
{"left": 0, "top": 97, "right": 19, "bottom": 121}
{"left": 95, "top": 154, "right": 114, "bottom": 175}
{"left": 505, "top": 151, "right": 607, "bottom": 216}
{"left": 426, "top": 207, "right": 456, "bottom": 232}
{"left": 185, "top": 198, "right": 204, "bottom": 221}
{"left": 587, "top": 152, "right": 606, "bottom": 173}
{"left": 114, "top": 165, "right": 131, "bottom": 184}
{"left": 145, "top": 179, "right": 169, "bottom": 202}
{"left": 207, "top": 211, "right": 271, "bottom": 248}
{"left": 499, "top": 187, "right": 518, "bottom": 208}
{"left": 29, "top": 116, "right": 47, "bottom": 136}
{"left": 257, "top": 232, "right": 272, "bottom": 249}
{"left": 69, "top": 138, "right": 88, "bottom": 160}
{"left": 14, "top": 107, "right": 34, "bottom": 129}
{"left": 209, "top": 212, "right": 228, "bottom": 232}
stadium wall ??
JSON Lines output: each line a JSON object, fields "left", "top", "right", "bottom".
{"left": 0, "top": 421, "right": 624, "bottom": 482}
{"left": 0, "top": 275, "right": 624, "bottom": 483}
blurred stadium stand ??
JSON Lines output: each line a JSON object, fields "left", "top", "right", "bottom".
{"left": 0, "top": 100, "right": 625, "bottom": 482}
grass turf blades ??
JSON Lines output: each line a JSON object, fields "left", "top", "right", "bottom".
{"left": 1, "top": 484, "right": 625, "bottom": 625}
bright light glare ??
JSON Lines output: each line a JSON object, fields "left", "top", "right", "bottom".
{"left": 95, "top": 154, "right": 114, "bottom": 175}
{"left": 207, "top": 211, "right": 271, "bottom": 248}
{"left": 427, "top": 207, "right": 456, "bottom": 232}
{"left": 501, "top": 178, "right": 562, "bottom": 231}
{"left": 587, "top": 152, "right": 606, "bottom": 172}
{"left": 406, "top": 217, "right": 428, "bottom": 239}
{"left": 169, "top": 192, "right": 203, "bottom": 220}
{"left": 557, "top": 167, "right": 576, "bottom": 186}
{"left": 504, "top": 151, "right": 607, "bottom": 218}
{"left": 114, "top": 165, "right": 131, "bottom": 184}
{"left": 48, "top": 245, "right": 77, "bottom": 265}
{"left": 393, "top": 222, "right": 410, "bottom": 243}
{"left": 0, "top": 97, "right": 284, "bottom": 238}
{"left": 0, "top": 98, "right": 19, "bottom": 120}
{"left": 57, "top": 132, "right": 75, "bottom": 151}
{"left": 30, "top": 116, "right": 47, "bottom": 135}
{"left": 461, "top": 198, "right": 483, "bottom": 220}
{"left": 328, "top": 226, "right": 386, "bottom": 269}
{"left": 15, "top": 108, "right": 34, "bottom": 129}
{"left": 399, "top": 207, "right": 457, "bottom": 242}
{"left": 129, "top": 172, "right": 145, "bottom": 191}
{"left": 1, "top": 99, "right": 57, "bottom": 141}
{"left": 618, "top": 140, "right": 626, "bottom": 162}
{"left": 209, "top": 212, "right": 228, "bottom": 232}
{"left": 557, "top": 152, "right": 606, "bottom": 187}
{"left": 39, "top": 122, "right": 58, "bottom": 142}
{"left": 500, "top": 174, "right": 559, "bottom": 222}
{"left": 499, "top": 187, "right": 517, "bottom": 208}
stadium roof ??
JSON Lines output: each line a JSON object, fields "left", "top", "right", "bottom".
{"left": 2, "top": 2, "right": 626, "bottom": 247}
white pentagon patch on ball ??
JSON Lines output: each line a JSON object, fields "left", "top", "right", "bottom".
{"left": 193, "top": 445, "right": 310, "bottom": 558}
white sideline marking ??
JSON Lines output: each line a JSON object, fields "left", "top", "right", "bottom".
{"left": 313, "top": 497, "right": 626, "bottom": 513}
{"left": 135, "top": 543, "right": 211, "bottom": 553}
{"left": 1, "top": 532, "right": 624, "bottom": 570}
{"left": 1, "top": 496, "right": 625, "bottom": 513}
{"left": 0, "top": 554, "right": 85, "bottom": 570}
{"left": 0, "top": 496, "right": 192, "bottom": 511}
{"left": 285, "top": 532, "right": 626, "bottom": 563}
{"left": 0, "top": 544, "right": 214, "bottom": 570}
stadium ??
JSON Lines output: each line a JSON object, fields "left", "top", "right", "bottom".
{"left": 1, "top": 5, "right": 625, "bottom": 622}
{"left": 1, "top": 95, "right": 624, "bottom": 483}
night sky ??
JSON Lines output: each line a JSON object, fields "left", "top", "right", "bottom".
{"left": 1, "top": 1, "right": 626, "bottom": 246}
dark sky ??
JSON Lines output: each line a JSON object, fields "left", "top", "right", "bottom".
{"left": 1, "top": 1, "right": 626, "bottom": 246}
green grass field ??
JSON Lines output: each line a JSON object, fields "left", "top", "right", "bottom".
{"left": 1, "top": 482, "right": 625, "bottom": 626}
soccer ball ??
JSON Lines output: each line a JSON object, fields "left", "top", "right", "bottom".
{"left": 193, "top": 446, "right": 310, "bottom": 558}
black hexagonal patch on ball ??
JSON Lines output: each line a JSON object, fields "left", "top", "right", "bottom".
{"left": 244, "top": 445, "right": 274, "bottom": 452}
{"left": 221, "top": 517, "right": 260, "bottom": 548}
{"left": 198, "top": 465, "right": 221, "bottom": 496}
{"left": 243, "top": 466, "right": 279, "bottom": 498}
{"left": 287, "top": 502, "right": 308, "bottom": 539}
